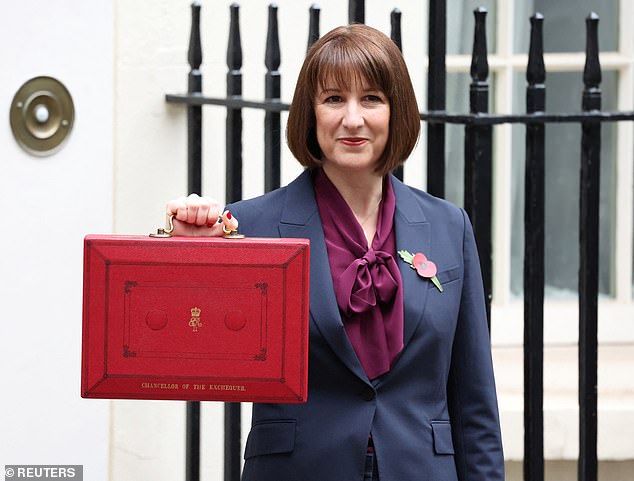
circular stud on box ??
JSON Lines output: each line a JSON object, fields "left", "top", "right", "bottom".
{"left": 10, "top": 76, "right": 75, "bottom": 156}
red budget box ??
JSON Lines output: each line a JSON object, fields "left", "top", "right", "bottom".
{"left": 81, "top": 234, "right": 309, "bottom": 403}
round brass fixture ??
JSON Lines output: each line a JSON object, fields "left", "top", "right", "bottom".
{"left": 10, "top": 76, "right": 75, "bottom": 156}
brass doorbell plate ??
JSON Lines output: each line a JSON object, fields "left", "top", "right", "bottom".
{"left": 10, "top": 76, "right": 75, "bottom": 156}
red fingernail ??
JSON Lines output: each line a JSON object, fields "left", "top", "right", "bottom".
{"left": 226, "top": 211, "right": 232, "bottom": 219}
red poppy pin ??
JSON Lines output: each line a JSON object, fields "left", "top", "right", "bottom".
{"left": 398, "top": 250, "right": 443, "bottom": 292}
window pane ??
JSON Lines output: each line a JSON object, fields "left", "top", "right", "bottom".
{"left": 514, "top": 0, "right": 618, "bottom": 53}
{"left": 444, "top": 73, "right": 496, "bottom": 208}
{"left": 447, "top": 0, "right": 497, "bottom": 55}
{"left": 510, "top": 71, "right": 617, "bottom": 298}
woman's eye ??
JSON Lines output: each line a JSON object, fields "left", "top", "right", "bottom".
{"left": 364, "top": 95, "right": 383, "bottom": 102}
{"left": 325, "top": 95, "right": 342, "bottom": 103}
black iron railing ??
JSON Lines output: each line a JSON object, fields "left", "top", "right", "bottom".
{"left": 165, "top": 1, "right": 634, "bottom": 480}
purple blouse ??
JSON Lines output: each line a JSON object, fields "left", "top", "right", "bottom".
{"left": 314, "top": 169, "right": 404, "bottom": 380}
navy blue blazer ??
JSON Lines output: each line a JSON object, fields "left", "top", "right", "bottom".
{"left": 228, "top": 170, "right": 504, "bottom": 481}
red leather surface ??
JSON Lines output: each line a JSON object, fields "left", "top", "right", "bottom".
{"left": 81, "top": 235, "right": 309, "bottom": 403}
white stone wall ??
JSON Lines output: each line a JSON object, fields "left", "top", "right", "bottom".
{"left": 0, "top": 0, "right": 112, "bottom": 477}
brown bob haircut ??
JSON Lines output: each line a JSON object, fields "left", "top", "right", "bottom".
{"left": 286, "top": 24, "right": 421, "bottom": 176}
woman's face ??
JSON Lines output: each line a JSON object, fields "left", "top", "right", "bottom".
{"left": 314, "top": 77, "right": 390, "bottom": 176}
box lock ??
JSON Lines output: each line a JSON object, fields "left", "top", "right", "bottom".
{"left": 10, "top": 76, "right": 74, "bottom": 156}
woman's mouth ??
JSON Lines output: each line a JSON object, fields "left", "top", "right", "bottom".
{"left": 339, "top": 137, "right": 367, "bottom": 146}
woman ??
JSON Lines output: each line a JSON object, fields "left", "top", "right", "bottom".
{"left": 167, "top": 24, "right": 503, "bottom": 481}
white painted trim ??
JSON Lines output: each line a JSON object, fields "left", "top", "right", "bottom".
{"left": 620, "top": 0, "right": 634, "bottom": 56}
{"left": 491, "top": 300, "right": 634, "bottom": 346}
{"left": 498, "top": 399, "right": 634, "bottom": 460}
{"left": 445, "top": 52, "right": 632, "bottom": 72}
{"left": 490, "top": 0, "right": 513, "bottom": 306}
{"left": 614, "top": 65, "right": 634, "bottom": 302}
{"left": 613, "top": 0, "right": 634, "bottom": 302}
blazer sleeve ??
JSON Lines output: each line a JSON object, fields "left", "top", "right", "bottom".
{"left": 448, "top": 209, "right": 504, "bottom": 481}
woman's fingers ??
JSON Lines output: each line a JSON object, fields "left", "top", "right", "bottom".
{"left": 219, "top": 210, "right": 239, "bottom": 232}
{"left": 165, "top": 196, "right": 187, "bottom": 220}
{"left": 185, "top": 193, "right": 203, "bottom": 224}
{"left": 165, "top": 194, "right": 237, "bottom": 237}
{"left": 167, "top": 194, "right": 219, "bottom": 225}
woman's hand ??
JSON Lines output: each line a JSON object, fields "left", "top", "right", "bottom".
{"left": 165, "top": 194, "right": 238, "bottom": 237}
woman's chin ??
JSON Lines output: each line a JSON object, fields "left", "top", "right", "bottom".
{"left": 322, "top": 158, "right": 381, "bottom": 176}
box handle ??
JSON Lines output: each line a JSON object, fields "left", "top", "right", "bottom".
{"left": 150, "top": 214, "right": 245, "bottom": 239}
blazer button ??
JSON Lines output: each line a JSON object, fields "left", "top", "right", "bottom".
{"left": 362, "top": 386, "right": 376, "bottom": 401}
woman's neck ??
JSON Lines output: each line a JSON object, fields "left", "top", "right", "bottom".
{"left": 322, "top": 164, "right": 384, "bottom": 245}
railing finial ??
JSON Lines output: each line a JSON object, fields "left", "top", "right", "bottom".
{"left": 390, "top": 9, "right": 402, "bottom": 52}
{"left": 188, "top": 1, "right": 202, "bottom": 72}
{"left": 470, "top": 7, "right": 489, "bottom": 84}
{"left": 265, "top": 4, "right": 281, "bottom": 71}
{"left": 307, "top": 4, "right": 321, "bottom": 52}
{"left": 527, "top": 13, "right": 545, "bottom": 86}
{"left": 227, "top": 4, "right": 243, "bottom": 75}
{"left": 583, "top": 12, "right": 601, "bottom": 91}
{"left": 348, "top": 0, "right": 364, "bottom": 24}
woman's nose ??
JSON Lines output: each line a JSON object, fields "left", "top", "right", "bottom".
{"left": 342, "top": 101, "right": 364, "bottom": 129}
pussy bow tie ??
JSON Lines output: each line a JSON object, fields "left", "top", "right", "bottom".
{"left": 335, "top": 248, "right": 399, "bottom": 315}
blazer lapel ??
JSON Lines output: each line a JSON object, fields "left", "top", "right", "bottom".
{"left": 391, "top": 176, "right": 432, "bottom": 350}
{"left": 277, "top": 170, "right": 368, "bottom": 382}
